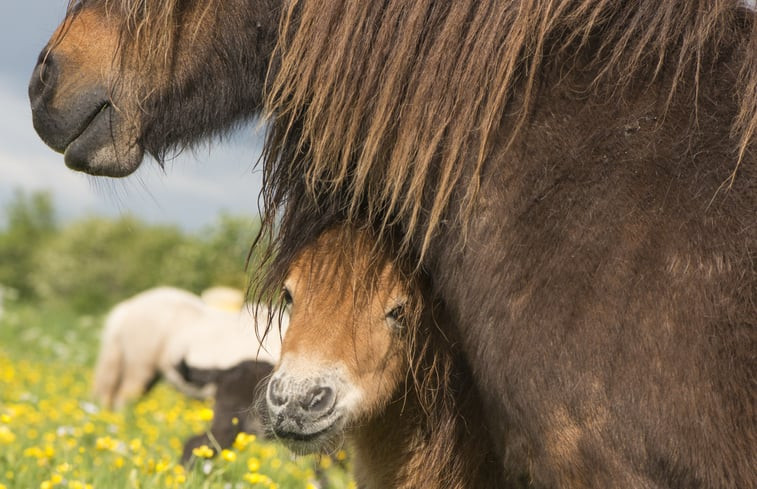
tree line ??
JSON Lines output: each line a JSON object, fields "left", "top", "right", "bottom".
{"left": 0, "top": 190, "right": 261, "bottom": 313}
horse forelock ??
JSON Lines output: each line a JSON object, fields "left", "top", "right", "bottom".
{"left": 264, "top": 0, "right": 757, "bottom": 258}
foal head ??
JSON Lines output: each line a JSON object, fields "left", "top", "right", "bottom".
{"left": 264, "top": 226, "right": 420, "bottom": 454}
{"left": 29, "top": 0, "right": 279, "bottom": 177}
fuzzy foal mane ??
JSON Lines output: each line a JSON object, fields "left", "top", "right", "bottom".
{"left": 263, "top": 0, "right": 757, "bottom": 256}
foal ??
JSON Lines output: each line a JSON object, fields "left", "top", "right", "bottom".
{"left": 263, "top": 226, "right": 507, "bottom": 488}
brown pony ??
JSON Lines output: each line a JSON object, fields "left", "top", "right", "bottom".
{"left": 30, "top": 1, "right": 756, "bottom": 487}
{"left": 263, "top": 225, "right": 507, "bottom": 489}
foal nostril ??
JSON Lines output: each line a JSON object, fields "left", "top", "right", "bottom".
{"left": 29, "top": 52, "right": 58, "bottom": 104}
{"left": 300, "top": 386, "right": 335, "bottom": 414}
{"left": 267, "top": 378, "right": 288, "bottom": 407}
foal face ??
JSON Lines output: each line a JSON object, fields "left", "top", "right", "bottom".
{"left": 265, "top": 229, "right": 410, "bottom": 454}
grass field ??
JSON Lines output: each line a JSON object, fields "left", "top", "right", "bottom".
{"left": 0, "top": 303, "right": 354, "bottom": 489}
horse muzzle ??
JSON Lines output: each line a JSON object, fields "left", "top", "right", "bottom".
{"left": 265, "top": 373, "right": 344, "bottom": 453}
{"left": 29, "top": 51, "right": 144, "bottom": 178}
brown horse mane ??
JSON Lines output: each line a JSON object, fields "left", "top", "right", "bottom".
{"left": 263, "top": 0, "right": 757, "bottom": 257}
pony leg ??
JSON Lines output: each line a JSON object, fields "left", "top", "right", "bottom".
{"left": 92, "top": 338, "right": 124, "bottom": 409}
{"left": 111, "top": 360, "right": 158, "bottom": 410}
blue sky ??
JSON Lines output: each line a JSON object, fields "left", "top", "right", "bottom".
{"left": 0, "top": 2, "right": 265, "bottom": 230}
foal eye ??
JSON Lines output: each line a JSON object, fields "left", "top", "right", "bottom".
{"left": 281, "top": 287, "right": 293, "bottom": 306}
{"left": 385, "top": 305, "right": 405, "bottom": 328}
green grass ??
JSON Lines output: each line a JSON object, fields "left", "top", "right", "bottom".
{"left": 0, "top": 302, "right": 354, "bottom": 489}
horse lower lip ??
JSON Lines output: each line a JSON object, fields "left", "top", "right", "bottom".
{"left": 274, "top": 418, "right": 339, "bottom": 443}
{"left": 64, "top": 102, "right": 110, "bottom": 151}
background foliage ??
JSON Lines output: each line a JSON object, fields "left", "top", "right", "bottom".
{"left": 0, "top": 190, "right": 262, "bottom": 313}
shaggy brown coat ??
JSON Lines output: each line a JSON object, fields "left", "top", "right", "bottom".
{"left": 259, "top": 2, "right": 757, "bottom": 488}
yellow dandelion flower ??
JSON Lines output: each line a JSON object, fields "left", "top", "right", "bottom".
{"left": 336, "top": 449, "right": 348, "bottom": 461}
{"left": 0, "top": 413, "right": 11, "bottom": 423}
{"left": 56, "top": 463, "right": 72, "bottom": 473}
{"left": 129, "top": 439, "right": 142, "bottom": 452}
{"left": 113, "top": 457, "right": 124, "bottom": 468}
{"left": 40, "top": 481, "right": 52, "bottom": 489}
{"left": 191, "top": 445, "right": 214, "bottom": 459}
{"left": 243, "top": 473, "right": 272, "bottom": 485}
{"left": 319, "top": 456, "right": 332, "bottom": 469}
{"left": 305, "top": 484, "right": 319, "bottom": 489}
{"left": 0, "top": 426, "right": 16, "bottom": 444}
{"left": 197, "top": 408, "right": 214, "bottom": 421}
{"left": 67, "top": 481, "right": 84, "bottom": 489}
{"left": 233, "top": 432, "right": 255, "bottom": 450}
{"left": 0, "top": 483, "right": 6, "bottom": 489}
{"left": 95, "top": 436, "right": 118, "bottom": 451}
{"left": 247, "top": 457, "right": 261, "bottom": 472}
{"left": 23, "top": 446, "right": 43, "bottom": 458}
{"left": 220, "top": 449, "right": 237, "bottom": 462}
{"left": 155, "top": 459, "right": 169, "bottom": 473}
{"left": 50, "top": 474, "right": 63, "bottom": 485}
{"left": 231, "top": 417, "right": 239, "bottom": 426}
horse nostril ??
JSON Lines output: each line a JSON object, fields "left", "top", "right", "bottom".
{"left": 29, "top": 52, "right": 58, "bottom": 104}
{"left": 300, "top": 386, "right": 335, "bottom": 414}
{"left": 267, "top": 378, "right": 288, "bottom": 407}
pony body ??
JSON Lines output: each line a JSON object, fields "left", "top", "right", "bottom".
{"left": 93, "top": 286, "right": 285, "bottom": 409}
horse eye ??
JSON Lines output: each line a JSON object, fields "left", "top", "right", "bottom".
{"left": 69, "top": 0, "right": 84, "bottom": 14}
{"left": 282, "top": 287, "right": 293, "bottom": 306}
{"left": 385, "top": 305, "right": 404, "bottom": 327}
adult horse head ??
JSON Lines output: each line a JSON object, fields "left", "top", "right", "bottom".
{"left": 29, "top": 0, "right": 279, "bottom": 176}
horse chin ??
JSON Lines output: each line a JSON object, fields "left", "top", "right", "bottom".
{"left": 63, "top": 105, "right": 144, "bottom": 178}
{"left": 274, "top": 416, "right": 345, "bottom": 456}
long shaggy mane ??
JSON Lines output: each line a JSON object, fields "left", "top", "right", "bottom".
{"left": 262, "top": 0, "right": 757, "bottom": 256}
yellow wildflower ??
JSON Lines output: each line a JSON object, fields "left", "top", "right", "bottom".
{"left": 243, "top": 473, "right": 273, "bottom": 485}
{"left": 0, "top": 426, "right": 16, "bottom": 444}
{"left": 220, "top": 449, "right": 237, "bottom": 462}
{"left": 95, "top": 436, "right": 118, "bottom": 451}
{"left": 247, "top": 457, "right": 261, "bottom": 472}
{"left": 233, "top": 432, "right": 255, "bottom": 450}
{"left": 197, "top": 408, "right": 214, "bottom": 421}
{"left": 191, "top": 445, "right": 214, "bottom": 459}
{"left": 319, "top": 456, "right": 332, "bottom": 469}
